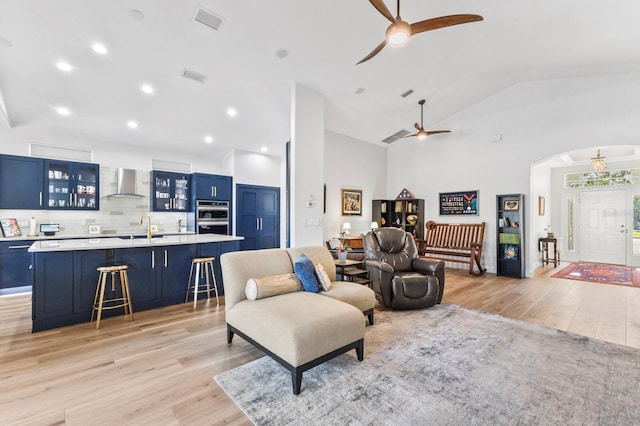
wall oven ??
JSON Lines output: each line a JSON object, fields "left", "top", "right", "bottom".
{"left": 196, "top": 200, "right": 230, "bottom": 235}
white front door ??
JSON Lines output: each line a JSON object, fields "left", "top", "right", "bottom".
{"left": 579, "top": 190, "right": 627, "bottom": 264}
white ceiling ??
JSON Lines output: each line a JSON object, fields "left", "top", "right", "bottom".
{"left": 1, "top": 0, "right": 640, "bottom": 158}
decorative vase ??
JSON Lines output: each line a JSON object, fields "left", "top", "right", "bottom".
{"left": 338, "top": 252, "right": 348, "bottom": 262}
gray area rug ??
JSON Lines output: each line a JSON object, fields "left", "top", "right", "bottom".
{"left": 214, "top": 304, "right": 640, "bottom": 425}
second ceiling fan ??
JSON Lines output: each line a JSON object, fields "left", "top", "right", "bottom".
{"left": 358, "top": 0, "right": 483, "bottom": 64}
{"left": 404, "top": 99, "right": 450, "bottom": 140}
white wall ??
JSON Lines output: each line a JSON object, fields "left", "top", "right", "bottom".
{"left": 290, "top": 83, "right": 325, "bottom": 246}
{"left": 323, "top": 130, "right": 387, "bottom": 240}
{"left": 387, "top": 72, "right": 640, "bottom": 275}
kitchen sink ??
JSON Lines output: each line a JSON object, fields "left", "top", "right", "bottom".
{"left": 117, "top": 234, "right": 164, "bottom": 240}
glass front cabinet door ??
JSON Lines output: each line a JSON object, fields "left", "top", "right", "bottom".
{"left": 44, "top": 160, "right": 99, "bottom": 210}
{"left": 151, "top": 171, "right": 191, "bottom": 212}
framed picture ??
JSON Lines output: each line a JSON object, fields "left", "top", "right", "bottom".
{"left": 1, "top": 218, "right": 22, "bottom": 237}
{"left": 341, "top": 189, "right": 362, "bottom": 216}
{"left": 503, "top": 244, "right": 519, "bottom": 260}
{"left": 503, "top": 200, "right": 519, "bottom": 211}
{"left": 88, "top": 224, "right": 101, "bottom": 234}
{"left": 439, "top": 190, "right": 479, "bottom": 215}
{"left": 538, "top": 196, "right": 545, "bottom": 216}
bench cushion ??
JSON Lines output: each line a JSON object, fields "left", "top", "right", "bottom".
{"left": 226, "top": 292, "right": 365, "bottom": 366}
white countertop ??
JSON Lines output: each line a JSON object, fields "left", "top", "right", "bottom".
{"left": 1, "top": 231, "right": 196, "bottom": 242}
{"left": 29, "top": 234, "right": 243, "bottom": 252}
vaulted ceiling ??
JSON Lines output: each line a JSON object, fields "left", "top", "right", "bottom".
{"left": 1, "top": 0, "right": 639, "bottom": 157}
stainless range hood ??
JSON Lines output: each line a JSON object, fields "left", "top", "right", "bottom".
{"left": 107, "top": 168, "right": 145, "bottom": 198}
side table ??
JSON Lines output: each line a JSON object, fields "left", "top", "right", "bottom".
{"left": 334, "top": 259, "right": 370, "bottom": 287}
{"left": 539, "top": 237, "right": 559, "bottom": 267}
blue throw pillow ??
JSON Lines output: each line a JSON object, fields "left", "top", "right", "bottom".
{"left": 294, "top": 254, "right": 320, "bottom": 293}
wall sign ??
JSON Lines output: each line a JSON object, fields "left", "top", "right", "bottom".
{"left": 439, "top": 190, "right": 479, "bottom": 215}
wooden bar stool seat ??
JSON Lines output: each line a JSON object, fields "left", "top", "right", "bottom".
{"left": 92, "top": 264, "right": 133, "bottom": 329}
{"left": 186, "top": 257, "right": 219, "bottom": 308}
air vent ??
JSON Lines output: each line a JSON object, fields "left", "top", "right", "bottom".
{"left": 194, "top": 6, "right": 225, "bottom": 31}
{"left": 182, "top": 68, "right": 207, "bottom": 83}
{"left": 400, "top": 89, "right": 414, "bottom": 98}
{"left": 382, "top": 129, "right": 411, "bottom": 144}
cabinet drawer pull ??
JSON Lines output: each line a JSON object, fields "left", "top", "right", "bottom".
{"left": 152, "top": 251, "right": 155, "bottom": 268}
{"left": 164, "top": 249, "right": 168, "bottom": 267}
{"left": 39, "top": 191, "right": 43, "bottom": 207}
{"left": 8, "top": 245, "right": 31, "bottom": 249}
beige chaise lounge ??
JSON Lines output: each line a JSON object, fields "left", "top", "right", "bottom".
{"left": 220, "top": 245, "right": 375, "bottom": 394}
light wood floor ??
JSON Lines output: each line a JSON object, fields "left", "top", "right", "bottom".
{"left": 1, "top": 264, "right": 640, "bottom": 425}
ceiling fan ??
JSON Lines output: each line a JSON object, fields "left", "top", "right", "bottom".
{"left": 357, "top": 0, "right": 483, "bottom": 64}
{"left": 404, "top": 99, "right": 450, "bottom": 140}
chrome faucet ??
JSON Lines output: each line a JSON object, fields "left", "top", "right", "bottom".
{"left": 140, "top": 212, "right": 152, "bottom": 239}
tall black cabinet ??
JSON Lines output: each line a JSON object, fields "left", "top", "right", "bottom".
{"left": 496, "top": 194, "right": 525, "bottom": 278}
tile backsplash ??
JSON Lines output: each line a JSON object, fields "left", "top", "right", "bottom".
{"left": 0, "top": 167, "right": 188, "bottom": 237}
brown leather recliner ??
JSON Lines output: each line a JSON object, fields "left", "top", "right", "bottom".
{"left": 363, "top": 228, "right": 445, "bottom": 310}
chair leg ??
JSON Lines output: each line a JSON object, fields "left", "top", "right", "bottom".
{"left": 211, "top": 259, "right": 219, "bottom": 305}
{"left": 185, "top": 262, "right": 195, "bottom": 303}
{"left": 95, "top": 273, "right": 107, "bottom": 329}
{"left": 193, "top": 262, "right": 200, "bottom": 310}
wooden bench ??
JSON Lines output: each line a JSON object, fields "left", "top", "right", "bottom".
{"left": 416, "top": 221, "right": 486, "bottom": 276}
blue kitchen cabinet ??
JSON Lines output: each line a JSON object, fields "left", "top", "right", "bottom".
{"left": 236, "top": 184, "right": 280, "bottom": 250}
{"left": 44, "top": 160, "right": 99, "bottom": 210}
{"left": 33, "top": 252, "right": 75, "bottom": 330}
{"left": 0, "top": 240, "right": 35, "bottom": 294}
{"left": 160, "top": 244, "right": 197, "bottom": 302}
{"left": 151, "top": 170, "right": 191, "bottom": 212}
{"left": 198, "top": 240, "right": 239, "bottom": 295}
{"left": 72, "top": 250, "right": 109, "bottom": 316}
{"left": 192, "top": 173, "right": 232, "bottom": 201}
{"left": 117, "top": 247, "right": 160, "bottom": 311}
{"left": 0, "top": 154, "right": 44, "bottom": 209}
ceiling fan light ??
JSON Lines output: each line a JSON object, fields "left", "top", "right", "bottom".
{"left": 417, "top": 132, "right": 427, "bottom": 141}
{"left": 386, "top": 20, "right": 411, "bottom": 45}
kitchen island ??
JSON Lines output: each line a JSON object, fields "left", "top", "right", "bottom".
{"left": 29, "top": 234, "right": 242, "bottom": 332}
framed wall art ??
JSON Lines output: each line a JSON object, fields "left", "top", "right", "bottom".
{"left": 0, "top": 218, "right": 22, "bottom": 237}
{"left": 439, "top": 190, "right": 478, "bottom": 215}
{"left": 504, "top": 200, "right": 520, "bottom": 211}
{"left": 341, "top": 189, "right": 362, "bottom": 216}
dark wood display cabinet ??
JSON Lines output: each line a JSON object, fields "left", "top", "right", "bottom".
{"left": 496, "top": 194, "right": 525, "bottom": 278}
{"left": 372, "top": 199, "right": 425, "bottom": 239}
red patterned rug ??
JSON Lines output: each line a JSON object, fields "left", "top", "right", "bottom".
{"left": 552, "top": 262, "right": 640, "bottom": 288}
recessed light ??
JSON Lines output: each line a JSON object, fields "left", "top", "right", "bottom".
{"left": 56, "top": 61, "right": 73, "bottom": 72}
{"left": 92, "top": 43, "right": 108, "bottom": 55}
{"left": 0, "top": 37, "right": 12, "bottom": 47}
{"left": 141, "top": 84, "right": 154, "bottom": 94}
{"left": 129, "top": 9, "right": 145, "bottom": 20}
{"left": 276, "top": 49, "right": 288, "bottom": 58}
{"left": 127, "top": 120, "right": 138, "bottom": 129}
{"left": 204, "top": 136, "right": 213, "bottom": 143}
{"left": 261, "top": 147, "right": 268, "bottom": 153}
{"left": 355, "top": 87, "right": 365, "bottom": 95}
{"left": 226, "top": 107, "right": 237, "bottom": 117}
{"left": 56, "top": 107, "right": 70, "bottom": 116}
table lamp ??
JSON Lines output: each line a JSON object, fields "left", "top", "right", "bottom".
{"left": 342, "top": 222, "right": 351, "bottom": 234}
{"left": 371, "top": 221, "right": 378, "bottom": 230}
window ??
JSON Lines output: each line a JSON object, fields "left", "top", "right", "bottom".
{"left": 565, "top": 169, "right": 640, "bottom": 188}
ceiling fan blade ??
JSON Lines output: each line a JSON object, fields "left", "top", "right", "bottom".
{"left": 410, "top": 14, "right": 483, "bottom": 36}
{"left": 369, "top": 0, "right": 395, "bottom": 23}
{"left": 356, "top": 39, "right": 387, "bottom": 65}
{"left": 414, "top": 123, "right": 421, "bottom": 131}
{"left": 426, "top": 130, "right": 451, "bottom": 136}
{"left": 401, "top": 132, "right": 420, "bottom": 138}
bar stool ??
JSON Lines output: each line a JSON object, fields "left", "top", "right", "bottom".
{"left": 92, "top": 264, "right": 133, "bottom": 329}
{"left": 186, "top": 257, "right": 219, "bottom": 308}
